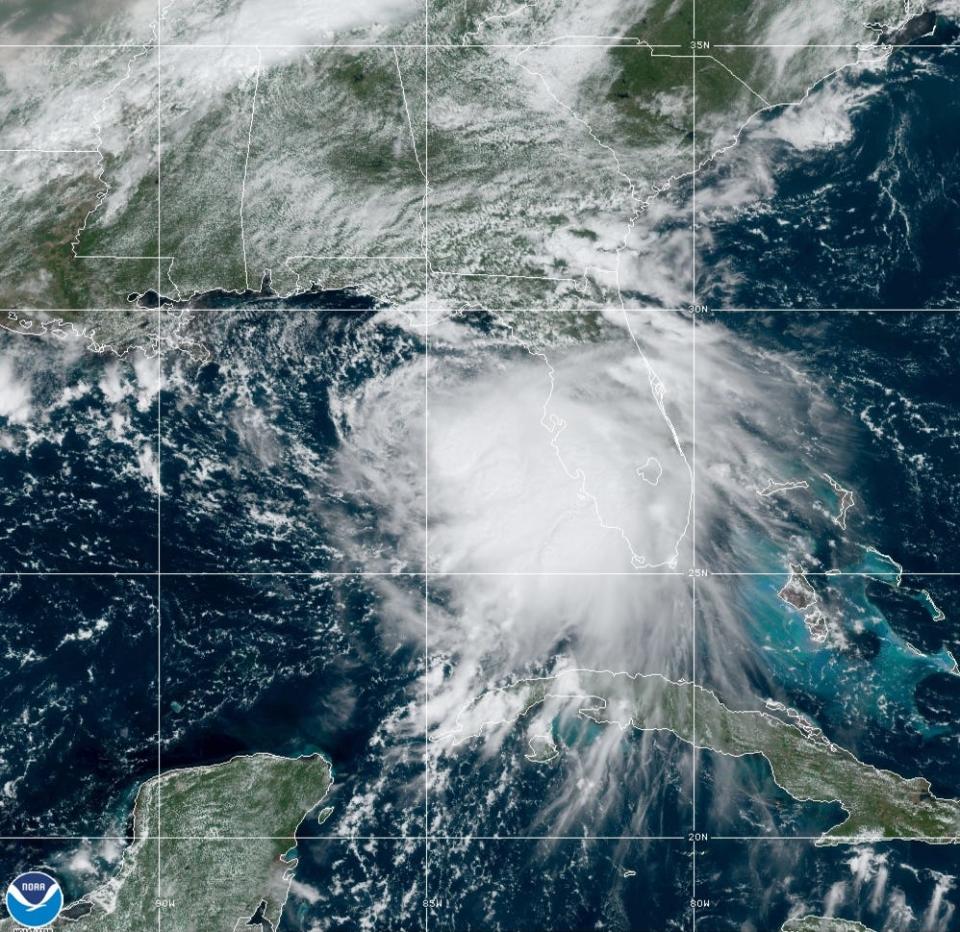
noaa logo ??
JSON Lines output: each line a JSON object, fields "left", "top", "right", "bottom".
{"left": 5, "top": 872, "right": 63, "bottom": 928}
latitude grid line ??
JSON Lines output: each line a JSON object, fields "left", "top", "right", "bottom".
{"left": 0, "top": 570, "right": 956, "bottom": 576}
{"left": 5, "top": 832, "right": 960, "bottom": 841}
{"left": 9, "top": 307, "right": 960, "bottom": 313}
{"left": 0, "top": 835, "right": 687, "bottom": 842}
{"left": 3, "top": 21, "right": 958, "bottom": 932}
{"left": 0, "top": 41, "right": 955, "bottom": 48}
{"left": 7, "top": 832, "right": 960, "bottom": 838}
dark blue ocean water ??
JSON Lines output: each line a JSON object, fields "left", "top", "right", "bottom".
{"left": 160, "top": 309, "right": 422, "bottom": 573}
{"left": 700, "top": 22, "right": 960, "bottom": 309}
{"left": 0, "top": 326, "right": 158, "bottom": 572}
{"left": 688, "top": 23, "right": 960, "bottom": 929}
{"left": 161, "top": 573, "right": 424, "bottom": 840}
{"left": 702, "top": 311, "right": 960, "bottom": 786}
{"left": 3, "top": 28, "right": 960, "bottom": 932}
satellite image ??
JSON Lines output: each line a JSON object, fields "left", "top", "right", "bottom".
{"left": 0, "top": 0, "right": 959, "bottom": 929}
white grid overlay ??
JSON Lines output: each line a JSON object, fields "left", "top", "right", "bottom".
{"left": 691, "top": 3, "right": 699, "bottom": 925}
{"left": 0, "top": 7, "right": 955, "bottom": 931}
{"left": 424, "top": 0, "right": 431, "bottom": 922}
{"left": 156, "top": 0, "right": 163, "bottom": 918}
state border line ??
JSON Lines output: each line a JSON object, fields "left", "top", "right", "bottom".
{"left": 1, "top": 10, "right": 958, "bottom": 928}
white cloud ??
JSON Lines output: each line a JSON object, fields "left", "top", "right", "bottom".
{"left": 132, "top": 352, "right": 159, "bottom": 413}
{"left": 99, "top": 363, "right": 129, "bottom": 404}
{"left": 288, "top": 879, "right": 322, "bottom": 905}
{"left": 0, "top": 356, "right": 32, "bottom": 425}
{"left": 137, "top": 442, "right": 160, "bottom": 494}
{"left": 164, "top": 0, "right": 422, "bottom": 49}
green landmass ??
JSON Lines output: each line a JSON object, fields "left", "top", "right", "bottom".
{"left": 454, "top": 669, "right": 960, "bottom": 843}
{"left": 0, "top": 753, "right": 332, "bottom": 931}
{"left": 607, "top": 0, "right": 922, "bottom": 161}
{"left": 0, "top": 309, "right": 160, "bottom": 359}
{"left": 782, "top": 916, "right": 877, "bottom": 931}
{"left": 0, "top": 0, "right": 931, "bottom": 310}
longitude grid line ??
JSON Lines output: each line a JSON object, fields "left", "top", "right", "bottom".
{"left": 423, "top": 0, "right": 431, "bottom": 926}
{"left": 155, "top": 0, "right": 163, "bottom": 925}
{"left": 690, "top": 2, "right": 698, "bottom": 926}
{"left": 2, "top": 18, "right": 955, "bottom": 931}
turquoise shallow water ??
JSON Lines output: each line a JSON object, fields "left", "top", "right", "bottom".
{"left": 3, "top": 27, "right": 960, "bottom": 930}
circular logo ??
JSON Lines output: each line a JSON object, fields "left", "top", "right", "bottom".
{"left": 5, "top": 872, "right": 63, "bottom": 928}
